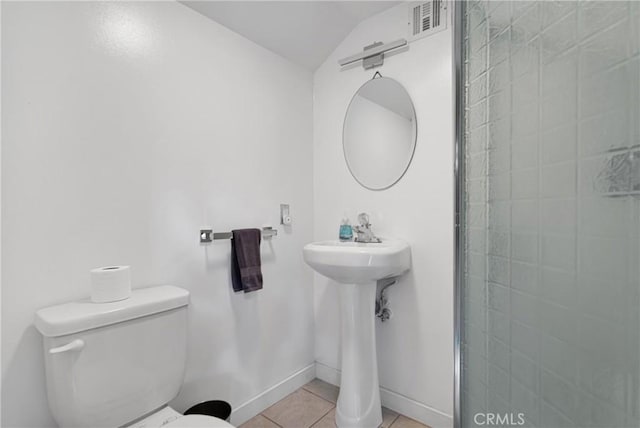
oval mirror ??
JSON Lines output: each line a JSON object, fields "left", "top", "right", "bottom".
{"left": 343, "top": 77, "right": 417, "bottom": 190}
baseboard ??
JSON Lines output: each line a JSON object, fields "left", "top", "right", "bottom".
{"left": 315, "top": 360, "right": 341, "bottom": 386}
{"left": 230, "top": 363, "right": 316, "bottom": 426}
{"left": 314, "top": 362, "right": 453, "bottom": 428}
{"left": 379, "top": 388, "right": 453, "bottom": 428}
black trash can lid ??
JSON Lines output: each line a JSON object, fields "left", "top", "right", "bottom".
{"left": 184, "top": 400, "right": 232, "bottom": 421}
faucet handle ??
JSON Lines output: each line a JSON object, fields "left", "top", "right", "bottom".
{"left": 357, "top": 212, "right": 370, "bottom": 226}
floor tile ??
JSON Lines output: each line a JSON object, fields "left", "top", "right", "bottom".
{"left": 309, "top": 405, "right": 398, "bottom": 428}
{"left": 240, "top": 414, "right": 281, "bottom": 428}
{"left": 263, "top": 389, "right": 334, "bottom": 428}
{"left": 310, "top": 408, "right": 336, "bottom": 428}
{"left": 303, "top": 379, "right": 340, "bottom": 404}
{"left": 381, "top": 407, "right": 399, "bottom": 428}
{"left": 390, "top": 415, "right": 431, "bottom": 428}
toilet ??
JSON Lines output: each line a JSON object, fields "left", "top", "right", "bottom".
{"left": 34, "top": 285, "right": 234, "bottom": 428}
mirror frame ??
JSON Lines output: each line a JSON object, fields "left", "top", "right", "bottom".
{"left": 342, "top": 76, "right": 418, "bottom": 191}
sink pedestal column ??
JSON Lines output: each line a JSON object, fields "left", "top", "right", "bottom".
{"left": 336, "top": 282, "right": 382, "bottom": 428}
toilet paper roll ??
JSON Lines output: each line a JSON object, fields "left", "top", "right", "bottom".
{"left": 90, "top": 266, "right": 131, "bottom": 303}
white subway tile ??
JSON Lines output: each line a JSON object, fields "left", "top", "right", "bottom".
{"left": 468, "top": 74, "right": 488, "bottom": 106}
{"left": 512, "top": 200, "right": 538, "bottom": 232}
{"left": 488, "top": 363, "right": 510, "bottom": 401}
{"left": 541, "top": 198, "right": 577, "bottom": 233}
{"left": 580, "top": 64, "right": 629, "bottom": 119}
{"left": 489, "top": 146, "right": 511, "bottom": 175}
{"left": 579, "top": 236, "right": 627, "bottom": 280}
{"left": 469, "top": 99, "right": 488, "bottom": 130}
{"left": 541, "top": 123, "right": 576, "bottom": 165}
{"left": 469, "top": 47, "right": 488, "bottom": 80}
{"left": 488, "top": 229, "right": 510, "bottom": 257}
{"left": 512, "top": 101, "right": 539, "bottom": 137}
{"left": 512, "top": 71, "right": 539, "bottom": 112}
{"left": 466, "top": 1, "right": 488, "bottom": 34}
{"left": 511, "top": 234, "right": 539, "bottom": 264}
{"left": 488, "top": 1, "right": 512, "bottom": 41}
{"left": 580, "top": 19, "right": 629, "bottom": 79}
{"left": 467, "top": 178, "right": 487, "bottom": 203}
{"left": 542, "top": 11, "right": 577, "bottom": 62}
{"left": 511, "top": 260, "right": 539, "bottom": 295}
{"left": 467, "top": 125, "right": 488, "bottom": 155}
{"left": 510, "top": 378, "right": 539, "bottom": 426}
{"left": 467, "top": 225, "right": 487, "bottom": 253}
{"left": 579, "top": 109, "right": 628, "bottom": 156}
{"left": 512, "top": 3, "right": 540, "bottom": 46}
{"left": 541, "top": 399, "right": 576, "bottom": 427}
{"left": 540, "top": 267, "right": 576, "bottom": 308}
{"left": 488, "top": 337, "right": 510, "bottom": 372}
{"left": 578, "top": 1, "right": 629, "bottom": 40}
{"left": 467, "top": 152, "right": 487, "bottom": 179}
{"left": 538, "top": 299, "right": 578, "bottom": 343}
{"left": 579, "top": 196, "right": 630, "bottom": 237}
{"left": 578, "top": 276, "right": 625, "bottom": 323}
{"left": 467, "top": 251, "right": 487, "bottom": 279}
{"left": 542, "top": 51, "right": 577, "bottom": 96}
{"left": 489, "top": 201, "right": 511, "bottom": 231}
{"left": 512, "top": 169, "right": 539, "bottom": 199}
{"left": 541, "top": 233, "right": 576, "bottom": 271}
{"left": 511, "top": 320, "right": 539, "bottom": 360}
{"left": 511, "top": 349, "right": 539, "bottom": 393}
{"left": 488, "top": 60, "right": 510, "bottom": 95}
{"left": 511, "top": 289, "right": 539, "bottom": 327}
{"left": 489, "top": 30, "right": 510, "bottom": 66}
{"left": 467, "top": 323, "right": 488, "bottom": 357}
{"left": 489, "top": 173, "right": 511, "bottom": 200}
{"left": 512, "top": 137, "right": 538, "bottom": 170}
{"left": 488, "top": 255, "right": 510, "bottom": 286}
{"left": 542, "top": 1, "right": 576, "bottom": 29}
{"left": 512, "top": 44, "right": 539, "bottom": 80}
{"left": 489, "top": 308, "right": 510, "bottom": 343}
{"left": 541, "top": 333, "right": 577, "bottom": 384}
{"left": 541, "top": 370, "right": 578, "bottom": 423}
{"left": 488, "top": 90, "right": 511, "bottom": 120}
{"left": 541, "top": 162, "right": 576, "bottom": 198}
{"left": 542, "top": 86, "right": 577, "bottom": 129}
{"left": 488, "top": 117, "right": 510, "bottom": 149}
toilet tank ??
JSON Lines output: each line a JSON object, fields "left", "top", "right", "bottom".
{"left": 34, "top": 285, "right": 190, "bottom": 428}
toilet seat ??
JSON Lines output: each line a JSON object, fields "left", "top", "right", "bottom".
{"left": 126, "top": 406, "right": 235, "bottom": 428}
{"left": 164, "top": 414, "right": 235, "bottom": 428}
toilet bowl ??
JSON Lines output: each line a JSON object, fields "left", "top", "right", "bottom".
{"left": 35, "top": 285, "right": 236, "bottom": 428}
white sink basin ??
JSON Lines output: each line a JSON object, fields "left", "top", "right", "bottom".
{"left": 303, "top": 239, "right": 411, "bottom": 284}
{"left": 303, "top": 238, "right": 411, "bottom": 428}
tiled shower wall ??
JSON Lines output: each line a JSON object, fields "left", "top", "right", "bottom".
{"left": 462, "top": 1, "right": 639, "bottom": 427}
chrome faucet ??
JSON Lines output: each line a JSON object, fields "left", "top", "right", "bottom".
{"left": 353, "top": 213, "right": 381, "bottom": 243}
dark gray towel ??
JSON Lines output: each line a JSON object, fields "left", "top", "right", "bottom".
{"left": 231, "top": 228, "right": 263, "bottom": 293}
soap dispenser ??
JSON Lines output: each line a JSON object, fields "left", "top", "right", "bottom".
{"left": 339, "top": 216, "right": 353, "bottom": 241}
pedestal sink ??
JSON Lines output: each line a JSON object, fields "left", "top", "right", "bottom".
{"left": 303, "top": 239, "right": 411, "bottom": 428}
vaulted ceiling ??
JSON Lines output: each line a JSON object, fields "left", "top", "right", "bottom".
{"left": 181, "top": 1, "right": 400, "bottom": 70}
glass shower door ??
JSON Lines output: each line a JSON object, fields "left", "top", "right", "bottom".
{"left": 459, "top": 1, "right": 639, "bottom": 427}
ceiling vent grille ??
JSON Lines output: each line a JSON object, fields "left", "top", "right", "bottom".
{"left": 408, "top": 1, "right": 447, "bottom": 41}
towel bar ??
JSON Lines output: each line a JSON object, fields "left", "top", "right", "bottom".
{"left": 200, "top": 227, "right": 277, "bottom": 243}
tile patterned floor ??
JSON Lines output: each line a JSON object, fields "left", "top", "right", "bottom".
{"left": 240, "top": 379, "right": 430, "bottom": 428}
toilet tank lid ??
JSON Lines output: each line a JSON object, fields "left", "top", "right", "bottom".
{"left": 35, "top": 285, "right": 190, "bottom": 337}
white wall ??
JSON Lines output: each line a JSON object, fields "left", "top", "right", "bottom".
{"left": 1, "top": 2, "right": 314, "bottom": 427}
{"left": 312, "top": 4, "right": 454, "bottom": 427}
